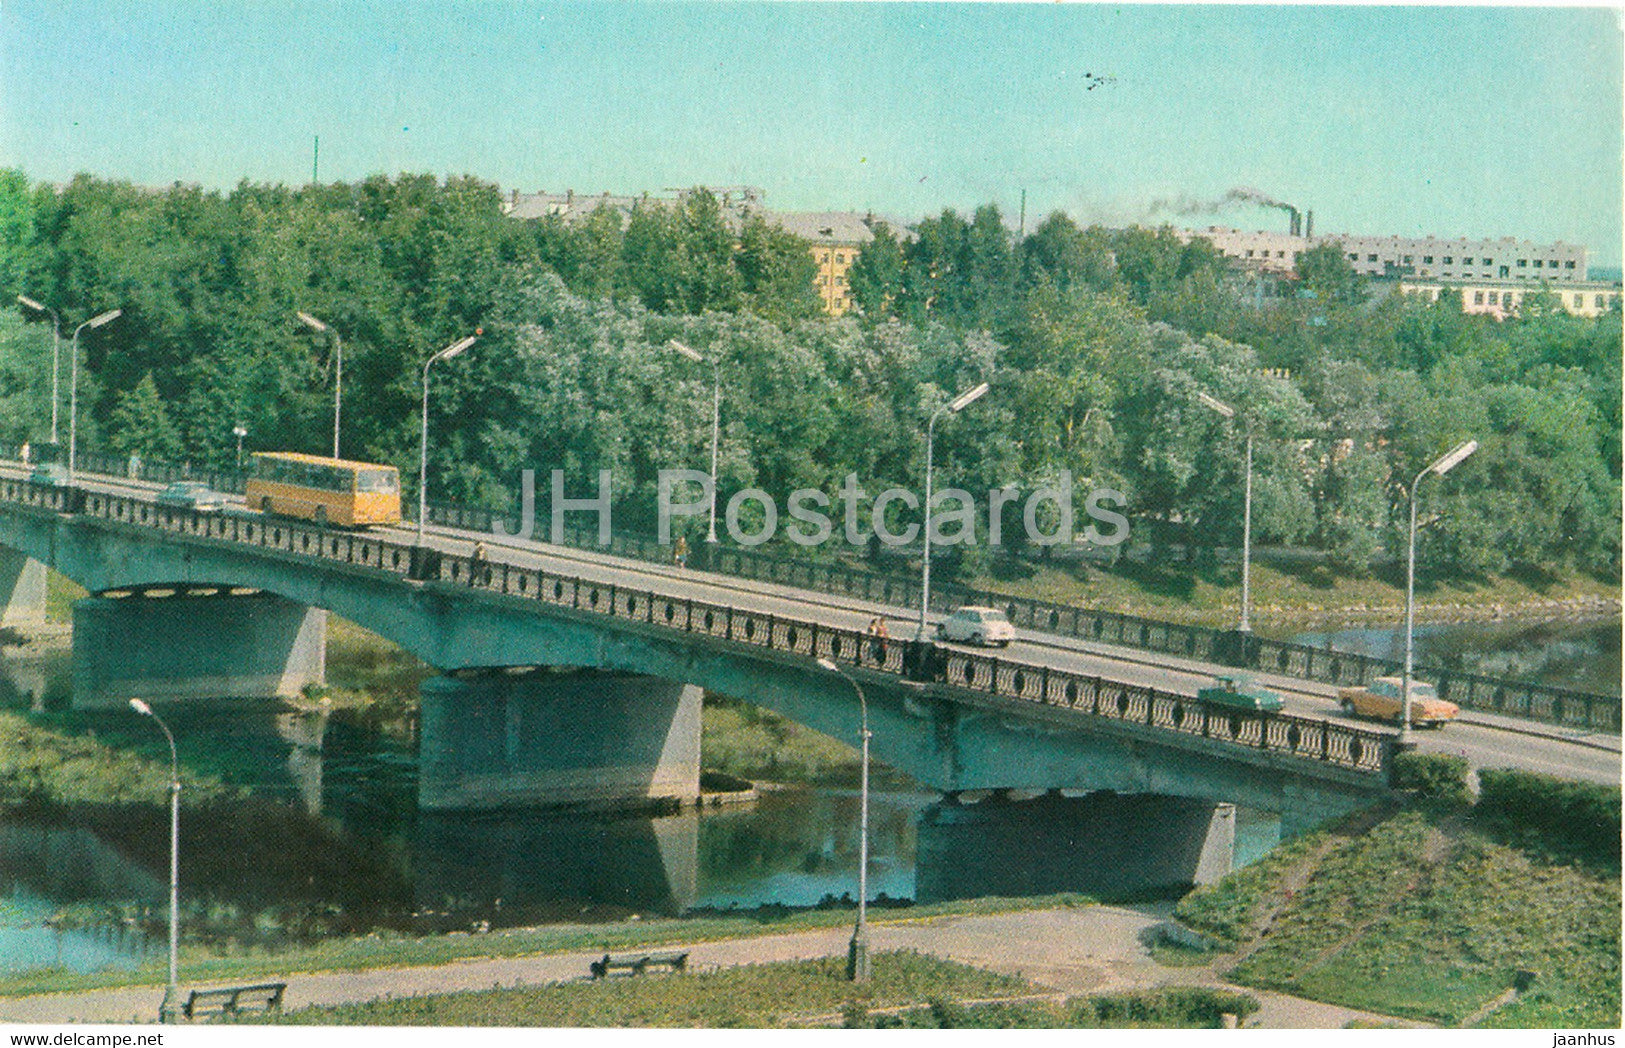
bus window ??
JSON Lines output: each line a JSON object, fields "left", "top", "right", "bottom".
{"left": 357, "top": 469, "right": 399, "bottom": 494}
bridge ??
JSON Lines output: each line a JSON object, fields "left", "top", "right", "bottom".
{"left": 0, "top": 461, "right": 1613, "bottom": 865}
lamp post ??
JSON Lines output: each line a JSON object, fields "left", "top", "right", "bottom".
{"left": 1197, "top": 391, "right": 1253, "bottom": 633}
{"left": 129, "top": 698, "right": 180, "bottom": 1021}
{"left": 1400, "top": 439, "right": 1478, "bottom": 746}
{"left": 668, "top": 340, "right": 721, "bottom": 545}
{"left": 919, "top": 382, "right": 990, "bottom": 640}
{"left": 68, "top": 309, "right": 123, "bottom": 479}
{"left": 418, "top": 334, "right": 478, "bottom": 545}
{"left": 817, "top": 656, "right": 871, "bottom": 983}
{"left": 232, "top": 425, "right": 248, "bottom": 472}
{"left": 296, "top": 312, "right": 343, "bottom": 459}
{"left": 15, "top": 296, "right": 61, "bottom": 444}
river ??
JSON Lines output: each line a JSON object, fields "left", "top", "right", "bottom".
{"left": 0, "top": 613, "right": 1612, "bottom": 978}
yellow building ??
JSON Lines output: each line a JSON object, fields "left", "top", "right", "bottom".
{"left": 760, "top": 211, "right": 878, "bottom": 316}
{"left": 1396, "top": 277, "right": 1622, "bottom": 320}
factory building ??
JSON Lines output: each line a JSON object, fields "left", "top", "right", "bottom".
{"left": 1191, "top": 225, "right": 1589, "bottom": 285}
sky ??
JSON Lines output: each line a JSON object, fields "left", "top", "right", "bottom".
{"left": 2, "top": 2, "right": 1622, "bottom": 267}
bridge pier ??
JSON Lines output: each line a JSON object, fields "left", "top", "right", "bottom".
{"left": 418, "top": 668, "right": 702, "bottom": 812}
{"left": 0, "top": 547, "right": 47, "bottom": 627}
{"left": 915, "top": 791, "right": 1236, "bottom": 902}
{"left": 71, "top": 591, "right": 327, "bottom": 708}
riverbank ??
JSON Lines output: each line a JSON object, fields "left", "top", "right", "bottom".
{"left": 0, "top": 893, "right": 1096, "bottom": 999}
{"left": 968, "top": 553, "right": 1621, "bottom": 630}
{"left": 1174, "top": 788, "right": 1621, "bottom": 1028}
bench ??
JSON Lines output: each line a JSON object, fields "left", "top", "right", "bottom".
{"left": 179, "top": 982, "right": 287, "bottom": 1021}
{"left": 589, "top": 950, "right": 689, "bottom": 979}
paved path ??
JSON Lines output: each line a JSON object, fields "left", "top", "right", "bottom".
{"left": 0, "top": 905, "right": 1426, "bottom": 1028}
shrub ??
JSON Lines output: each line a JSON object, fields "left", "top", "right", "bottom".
{"left": 1392, "top": 751, "right": 1471, "bottom": 803}
{"left": 1475, "top": 769, "right": 1621, "bottom": 867}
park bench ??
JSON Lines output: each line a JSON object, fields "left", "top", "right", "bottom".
{"left": 179, "top": 981, "right": 287, "bottom": 1021}
{"left": 589, "top": 950, "right": 689, "bottom": 979}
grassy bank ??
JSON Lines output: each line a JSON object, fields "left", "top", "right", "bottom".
{"left": 971, "top": 553, "right": 1620, "bottom": 628}
{"left": 1174, "top": 801, "right": 1621, "bottom": 1027}
{"left": 0, "top": 894, "right": 1094, "bottom": 999}
{"left": 701, "top": 694, "right": 871, "bottom": 786}
{"left": 256, "top": 952, "right": 1256, "bottom": 1028}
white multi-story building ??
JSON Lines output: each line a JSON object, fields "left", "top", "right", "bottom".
{"left": 1191, "top": 227, "right": 1589, "bottom": 285}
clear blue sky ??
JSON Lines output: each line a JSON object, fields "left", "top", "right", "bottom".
{"left": 3, "top": 2, "right": 1621, "bottom": 266}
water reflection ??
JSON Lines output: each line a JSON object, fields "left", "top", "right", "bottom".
{"left": 1278, "top": 617, "right": 1621, "bottom": 695}
{"left": 0, "top": 824, "right": 162, "bottom": 973}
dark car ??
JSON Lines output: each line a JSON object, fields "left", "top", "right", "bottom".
{"left": 1197, "top": 675, "right": 1284, "bottom": 713}
{"left": 27, "top": 462, "right": 71, "bottom": 488}
{"left": 156, "top": 481, "right": 226, "bottom": 512}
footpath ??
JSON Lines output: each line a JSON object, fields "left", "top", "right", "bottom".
{"left": 0, "top": 904, "right": 1427, "bottom": 1029}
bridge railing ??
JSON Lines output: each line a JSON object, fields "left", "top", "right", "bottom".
{"left": 2, "top": 477, "right": 1392, "bottom": 781}
{"left": 12, "top": 443, "right": 1613, "bottom": 733}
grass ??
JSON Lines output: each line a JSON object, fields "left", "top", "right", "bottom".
{"left": 0, "top": 893, "right": 1096, "bottom": 999}
{"left": 252, "top": 952, "right": 1257, "bottom": 1028}
{"left": 264, "top": 951, "right": 1027, "bottom": 1027}
{"left": 1175, "top": 803, "right": 1621, "bottom": 1028}
{"left": 969, "top": 552, "right": 1619, "bottom": 628}
{"left": 700, "top": 695, "right": 870, "bottom": 786}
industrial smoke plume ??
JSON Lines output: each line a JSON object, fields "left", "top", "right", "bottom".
{"left": 1144, "top": 186, "right": 1293, "bottom": 217}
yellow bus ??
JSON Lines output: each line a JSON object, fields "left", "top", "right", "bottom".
{"left": 245, "top": 452, "right": 402, "bottom": 528}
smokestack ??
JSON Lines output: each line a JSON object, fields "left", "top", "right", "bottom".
{"left": 1305, "top": 210, "right": 1314, "bottom": 239}
{"left": 1288, "top": 206, "right": 1301, "bottom": 237}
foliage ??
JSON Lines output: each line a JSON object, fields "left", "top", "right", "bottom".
{"left": 262, "top": 951, "right": 1029, "bottom": 1027}
{"left": 1390, "top": 751, "right": 1472, "bottom": 804}
{"left": 1474, "top": 769, "right": 1622, "bottom": 868}
{"left": 700, "top": 694, "right": 864, "bottom": 786}
{"left": 1, "top": 171, "right": 1617, "bottom": 578}
{"left": 1185, "top": 804, "right": 1621, "bottom": 1028}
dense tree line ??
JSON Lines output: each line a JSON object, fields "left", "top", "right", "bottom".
{"left": 0, "top": 171, "right": 1617, "bottom": 578}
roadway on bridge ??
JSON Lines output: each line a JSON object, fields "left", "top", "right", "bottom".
{"left": 7, "top": 463, "right": 1618, "bottom": 786}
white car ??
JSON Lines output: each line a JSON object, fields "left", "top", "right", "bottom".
{"left": 936, "top": 606, "right": 1017, "bottom": 647}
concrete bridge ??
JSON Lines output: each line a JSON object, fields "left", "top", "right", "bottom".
{"left": 0, "top": 468, "right": 1398, "bottom": 855}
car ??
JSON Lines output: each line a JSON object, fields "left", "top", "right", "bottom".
{"left": 156, "top": 480, "right": 226, "bottom": 512}
{"left": 1338, "top": 676, "right": 1459, "bottom": 728}
{"left": 1197, "top": 674, "right": 1284, "bottom": 714}
{"left": 936, "top": 606, "right": 1017, "bottom": 647}
{"left": 27, "top": 462, "right": 71, "bottom": 488}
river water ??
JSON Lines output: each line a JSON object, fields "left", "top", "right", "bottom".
{"left": 0, "top": 613, "right": 1612, "bottom": 978}
{"left": 1271, "top": 616, "right": 1621, "bottom": 695}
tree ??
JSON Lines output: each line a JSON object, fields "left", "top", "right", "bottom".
{"left": 735, "top": 214, "right": 820, "bottom": 323}
{"left": 847, "top": 221, "right": 906, "bottom": 317}
{"left": 1295, "top": 241, "right": 1366, "bottom": 305}
{"left": 107, "top": 372, "right": 182, "bottom": 461}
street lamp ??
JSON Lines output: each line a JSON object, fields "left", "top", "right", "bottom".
{"left": 417, "top": 334, "right": 478, "bottom": 545}
{"left": 1198, "top": 390, "right": 1253, "bottom": 633}
{"left": 817, "top": 656, "right": 871, "bottom": 983}
{"left": 129, "top": 698, "right": 180, "bottom": 1022}
{"left": 15, "top": 296, "right": 62, "bottom": 444}
{"left": 919, "top": 382, "right": 990, "bottom": 640}
{"left": 1400, "top": 439, "right": 1478, "bottom": 745}
{"left": 232, "top": 425, "right": 248, "bottom": 472}
{"left": 68, "top": 309, "right": 123, "bottom": 479}
{"left": 668, "top": 340, "right": 721, "bottom": 545}
{"left": 296, "top": 312, "right": 343, "bottom": 459}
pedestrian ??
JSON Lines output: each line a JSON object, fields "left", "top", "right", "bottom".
{"left": 19, "top": 442, "right": 29, "bottom": 466}
{"left": 674, "top": 535, "right": 689, "bottom": 569}
{"left": 875, "top": 617, "right": 890, "bottom": 661}
{"left": 470, "top": 540, "right": 488, "bottom": 586}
